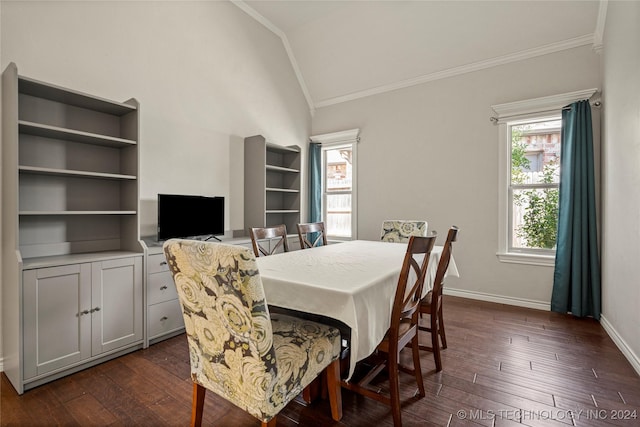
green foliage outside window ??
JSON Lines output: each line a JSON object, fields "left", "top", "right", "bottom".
{"left": 512, "top": 133, "right": 559, "bottom": 250}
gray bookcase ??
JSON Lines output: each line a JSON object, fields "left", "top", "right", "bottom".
{"left": 2, "top": 63, "right": 144, "bottom": 394}
{"left": 244, "top": 135, "right": 301, "bottom": 235}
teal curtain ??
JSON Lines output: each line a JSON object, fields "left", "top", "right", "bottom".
{"left": 551, "top": 100, "right": 601, "bottom": 319}
{"left": 309, "top": 142, "right": 322, "bottom": 223}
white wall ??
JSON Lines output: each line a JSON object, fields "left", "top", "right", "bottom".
{"left": 0, "top": 1, "right": 310, "bottom": 366}
{"left": 601, "top": 1, "right": 640, "bottom": 371}
{"left": 312, "top": 45, "right": 601, "bottom": 306}
{"left": 1, "top": 0, "right": 310, "bottom": 234}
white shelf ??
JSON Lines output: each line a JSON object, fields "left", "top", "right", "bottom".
{"left": 19, "top": 210, "right": 137, "bottom": 215}
{"left": 3, "top": 63, "right": 143, "bottom": 395}
{"left": 266, "top": 143, "right": 300, "bottom": 154}
{"left": 19, "top": 166, "right": 136, "bottom": 180}
{"left": 18, "top": 76, "right": 136, "bottom": 116}
{"left": 22, "top": 250, "right": 143, "bottom": 270}
{"left": 245, "top": 135, "right": 301, "bottom": 234}
{"left": 266, "top": 210, "right": 300, "bottom": 214}
{"left": 19, "top": 120, "right": 137, "bottom": 148}
{"left": 266, "top": 187, "right": 299, "bottom": 193}
{"left": 266, "top": 164, "right": 299, "bottom": 173}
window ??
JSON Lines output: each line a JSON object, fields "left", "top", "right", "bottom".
{"left": 323, "top": 144, "right": 353, "bottom": 238}
{"left": 310, "top": 129, "right": 359, "bottom": 240}
{"left": 493, "top": 89, "right": 596, "bottom": 266}
{"left": 509, "top": 117, "right": 561, "bottom": 252}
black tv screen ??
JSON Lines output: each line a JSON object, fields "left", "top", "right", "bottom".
{"left": 157, "top": 194, "right": 224, "bottom": 240}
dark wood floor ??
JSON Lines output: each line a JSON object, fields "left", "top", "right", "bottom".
{"left": 2, "top": 296, "right": 639, "bottom": 426}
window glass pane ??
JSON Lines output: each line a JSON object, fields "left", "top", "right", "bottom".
{"left": 512, "top": 187, "right": 559, "bottom": 250}
{"left": 326, "top": 194, "right": 351, "bottom": 237}
{"left": 511, "top": 119, "right": 561, "bottom": 185}
{"left": 324, "top": 145, "right": 353, "bottom": 238}
{"left": 325, "top": 147, "right": 352, "bottom": 192}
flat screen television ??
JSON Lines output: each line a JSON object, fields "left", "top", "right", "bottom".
{"left": 157, "top": 194, "right": 224, "bottom": 241}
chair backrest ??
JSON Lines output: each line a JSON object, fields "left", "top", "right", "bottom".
{"left": 431, "top": 226, "right": 459, "bottom": 304}
{"left": 380, "top": 220, "right": 428, "bottom": 242}
{"left": 297, "top": 222, "right": 327, "bottom": 249}
{"left": 389, "top": 234, "right": 437, "bottom": 344}
{"left": 162, "top": 239, "right": 279, "bottom": 418}
{"left": 249, "top": 224, "right": 289, "bottom": 257}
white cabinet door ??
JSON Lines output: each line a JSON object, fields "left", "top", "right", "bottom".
{"left": 23, "top": 264, "right": 92, "bottom": 379}
{"left": 91, "top": 257, "right": 143, "bottom": 355}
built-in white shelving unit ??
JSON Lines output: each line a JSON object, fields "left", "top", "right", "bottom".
{"left": 244, "top": 135, "right": 301, "bottom": 235}
{"left": 2, "top": 63, "right": 144, "bottom": 394}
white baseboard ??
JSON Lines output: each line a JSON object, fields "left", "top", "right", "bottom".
{"left": 600, "top": 315, "right": 640, "bottom": 376}
{"left": 0, "top": 358, "right": 4, "bottom": 372}
{"left": 444, "top": 287, "right": 551, "bottom": 311}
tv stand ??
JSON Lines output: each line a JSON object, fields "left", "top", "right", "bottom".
{"left": 205, "top": 235, "right": 222, "bottom": 242}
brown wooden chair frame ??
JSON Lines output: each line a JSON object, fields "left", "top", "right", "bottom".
{"left": 418, "top": 226, "right": 459, "bottom": 372}
{"left": 249, "top": 224, "right": 289, "bottom": 257}
{"left": 341, "top": 234, "right": 437, "bottom": 427}
{"left": 296, "top": 222, "right": 327, "bottom": 249}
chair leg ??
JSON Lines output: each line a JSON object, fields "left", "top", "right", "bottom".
{"left": 431, "top": 314, "right": 443, "bottom": 372}
{"left": 325, "top": 359, "right": 343, "bottom": 421}
{"left": 388, "top": 351, "right": 402, "bottom": 427}
{"left": 191, "top": 383, "right": 206, "bottom": 427}
{"left": 302, "top": 378, "right": 320, "bottom": 403}
{"left": 411, "top": 336, "right": 425, "bottom": 397}
{"left": 262, "top": 418, "right": 277, "bottom": 427}
{"left": 438, "top": 305, "right": 447, "bottom": 349}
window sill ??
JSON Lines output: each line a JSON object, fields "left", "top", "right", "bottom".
{"left": 496, "top": 252, "right": 555, "bottom": 267}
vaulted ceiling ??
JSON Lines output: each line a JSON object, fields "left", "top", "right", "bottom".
{"left": 233, "top": 0, "right": 605, "bottom": 112}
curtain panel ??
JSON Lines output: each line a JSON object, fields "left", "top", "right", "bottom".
{"left": 308, "top": 142, "right": 322, "bottom": 223}
{"left": 551, "top": 100, "right": 601, "bottom": 319}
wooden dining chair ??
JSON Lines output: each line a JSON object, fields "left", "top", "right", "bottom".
{"left": 249, "top": 224, "right": 289, "bottom": 257}
{"left": 341, "top": 234, "right": 437, "bottom": 427}
{"left": 163, "top": 239, "right": 343, "bottom": 427}
{"left": 380, "top": 220, "right": 428, "bottom": 242}
{"left": 418, "top": 226, "right": 459, "bottom": 372}
{"left": 297, "top": 221, "right": 327, "bottom": 249}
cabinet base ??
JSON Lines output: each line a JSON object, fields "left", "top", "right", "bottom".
{"left": 148, "top": 328, "right": 185, "bottom": 347}
{"left": 17, "top": 343, "right": 144, "bottom": 394}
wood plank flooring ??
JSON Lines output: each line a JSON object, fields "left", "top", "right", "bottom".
{"left": 2, "top": 296, "right": 639, "bottom": 426}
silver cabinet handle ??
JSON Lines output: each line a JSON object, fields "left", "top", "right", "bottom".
{"left": 160, "top": 316, "right": 168, "bottom": 321}
{"left": 160, "top": 261, "right": 168, "bottom": 266}
{"left": 160, "top": 285, "right": 168, "bottom": 290}
{"left": 90, "top": 307, "right": 101, "bottom": 313}
{"left": 78, "top": 309, "right": 90, "bottom": 316}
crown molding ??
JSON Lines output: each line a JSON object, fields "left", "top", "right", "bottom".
{"left": 231, "top": 0, "right": 315, "bottom": 115}
{"left": 315, "top": 34, "right": 595, "bottom": 109}
{"left": 593, "top": 0, "right": 608, "bottom": 54}
{"left": 233, "top": 1, "right": 601, "bottom": 112}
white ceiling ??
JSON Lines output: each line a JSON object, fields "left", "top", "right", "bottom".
{"left": 234, "top": 0, "right": 604, "bottom": 111}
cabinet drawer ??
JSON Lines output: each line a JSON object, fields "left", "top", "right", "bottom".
{"left": 148, "top": 300, "right": 184, "bottom": 339}
{"left": 148, "top": 253, "right": 170, "bottom": 274}
{"left": 148, "top": 271, "right": 178, "bottom": 305}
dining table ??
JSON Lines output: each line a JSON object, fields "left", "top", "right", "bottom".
{"left": 255, "top": 239, "right": 459, "bottom": 379}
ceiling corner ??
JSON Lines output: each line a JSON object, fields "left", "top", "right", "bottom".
{"left": 231, "top": 0, "right": 316, "bottom": 113}
{"left": 593, "top": 0, "right": 608, "bottom": 53}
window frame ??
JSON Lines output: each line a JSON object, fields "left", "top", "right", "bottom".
{"left": 310, "top": 129, "right": 359, "bottom": 241}
{"left": 493, "top": 89, "right": 597, "bottom": 266}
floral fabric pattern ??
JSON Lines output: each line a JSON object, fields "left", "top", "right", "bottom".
{"left": 380, "top": 220, "right": 428, "bottom": 242}
{"left": 163, "top": 239, "right": 341, "bottom": 423}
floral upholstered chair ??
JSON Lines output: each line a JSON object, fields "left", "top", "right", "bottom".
{"left": 163, "top": 239, "right": 343, "bottom": 427}
{"left": 380, "top": 220, "right": 428, "bottom": 243}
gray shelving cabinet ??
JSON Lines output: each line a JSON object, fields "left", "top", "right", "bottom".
{"left": 244, "top": 135, "right": 301, "bottom": 235}
{"left": 2, "top": 63, "right": 144, "bottom": 394}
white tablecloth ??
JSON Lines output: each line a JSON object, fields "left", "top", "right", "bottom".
{"left": 256, "top": 240, "right": 459, "bottom": 379}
